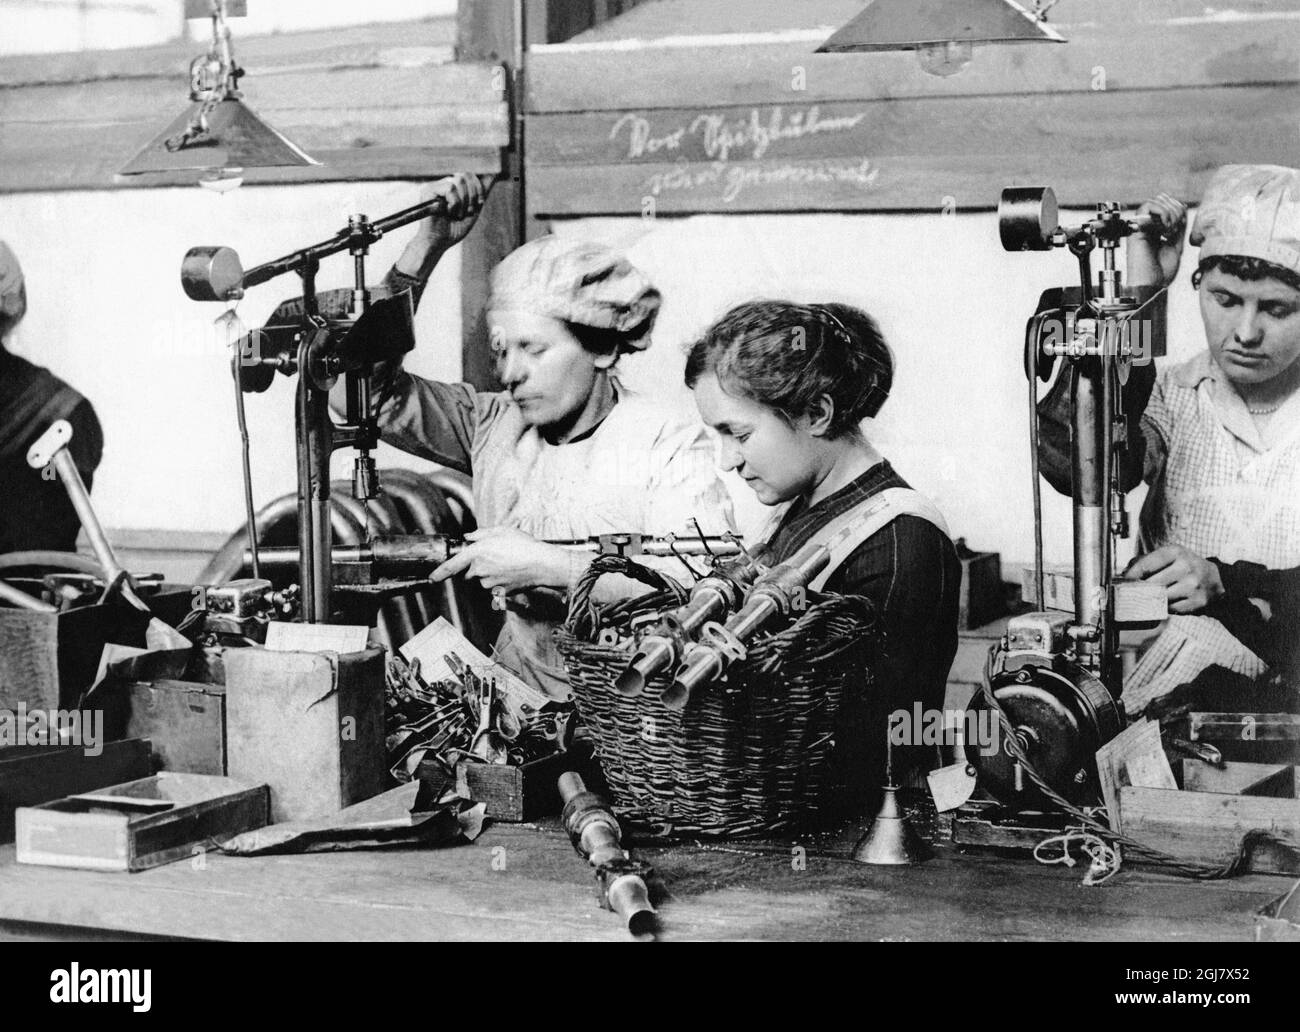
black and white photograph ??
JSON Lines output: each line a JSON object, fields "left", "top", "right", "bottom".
{"left": 0, "top": 0, "right": 1298, "bottom": 974}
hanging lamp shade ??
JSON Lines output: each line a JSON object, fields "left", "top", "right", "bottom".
{"left": 816, "top": 0, "right": 1065, "bottom": 52}
{"left": 119, "top": 95, "right": 317, "bottom": 176}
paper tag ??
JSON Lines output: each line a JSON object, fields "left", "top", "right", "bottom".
{"left": 927, "top": 762, "right": 978, "bottom": 813}
{"left": 87, "top": 643, "right": 151, "bottom": 697}
{"left": 146, "top": 617, "right": 192, "bottom": 652}
{"left": 1095, "top": 718, "right": 1176, "bottom": 831}
{"left": 264, "top": 621, "right": 371, "bottom": 654}
{"left": 401, "top": 617, "right": 550, "bottom": 715}
{"left": 1112, "top": 578, "right": 1168, "bottom": 625}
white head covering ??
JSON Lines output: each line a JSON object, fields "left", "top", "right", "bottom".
{"left": 488, "top": 236, "right": 660, "bottom": 345}
{"left": 1191, "top": 164, "right": 1300, "bottom": 275}
{"left": 0, "top": 240, "right": 26, "bottom": 328}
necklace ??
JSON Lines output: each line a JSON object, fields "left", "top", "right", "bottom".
{"left": 1248, "top": 401, "right": 1282, "bottom": 415}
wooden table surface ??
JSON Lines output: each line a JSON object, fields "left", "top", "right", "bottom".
{"left": 0, "top": 820, "right": 1285, "bottom": 941}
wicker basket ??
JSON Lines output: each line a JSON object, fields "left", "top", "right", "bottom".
{"left": 554, "top": 554, "right": 879, "bottom": 837}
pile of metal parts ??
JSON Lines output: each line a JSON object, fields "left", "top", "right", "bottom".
{"left": 385, "top": 651, "right": 573, "bottom": 781}
{"left": 611, "top": 540, "right": 831, "bottom": 709}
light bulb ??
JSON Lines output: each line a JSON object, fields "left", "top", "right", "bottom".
{"left": 917, "top": 40, "right": 973, "bottom": 77}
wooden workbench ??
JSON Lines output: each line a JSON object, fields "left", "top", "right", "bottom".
{"left": 0, "top": 821, "right": 1283, "bottom": 942}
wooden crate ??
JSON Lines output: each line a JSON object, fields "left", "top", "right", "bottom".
{"left": 1120, "top": 786, "right": 1300, "bottom": 877}
{"left": 15, "top": 772, "right": 269, "bottom": 872}
{"left": 124, "top": 680, "right": 226, "bottom": 776}
{"left": 0, "top": 603, "right": 149, "bottom": 712}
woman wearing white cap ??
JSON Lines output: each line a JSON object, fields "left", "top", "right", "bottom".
{"left": 1039, "top": 165, "right": 1300, "bottom": 710}
{"left": 370, "top": 176, "right": 735, "bottom": 700}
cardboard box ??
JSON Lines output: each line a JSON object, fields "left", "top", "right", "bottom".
{"left": 15, "top": 772, "right": 268, "bottom": 872}
{"left": 224, "top": 646, "right": 387, "bottom": 823}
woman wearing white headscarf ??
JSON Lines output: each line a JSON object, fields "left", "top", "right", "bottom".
{"left": 370, "top": 177, "right": 735, "bottom": 700}
{"left": 1039, "top": 165, "right": 1300, "bottom": 711}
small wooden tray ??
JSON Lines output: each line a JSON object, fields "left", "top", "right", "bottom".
{"left": 16, "top": 772, "right": 269, "bottom": 872}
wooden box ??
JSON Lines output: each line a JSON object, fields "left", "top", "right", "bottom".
{"left": 955, "top": 541, "right": 1003, "bottom": 630}
{"left": 1120, "top": 785, "right": 1300, "bottom": 876}
{"left": 15, "top": 772, "right": 269, "bottom": 872}
{"left": 0, "top": 603, "right": 149, "bottom": 712}
{"left": 124, "top": 680, "right": 226, "bottom": 776}
{"left": 1171, "top": 713, "right": 1300, "bottom": 765}
{"left": 224, "top": 646, "right": 387, "bottom": 823}
{"left": 0, "top": 739, "right": 153, "bottom": 843}
{"left": 454, "top": 740, "right": 593, "bottom": 822}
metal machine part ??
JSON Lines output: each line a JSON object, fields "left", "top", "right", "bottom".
{"left": 25, "top": 420, "right": 150, "bottom": 615}
{"left": 970, "top": 612, "right": 1124, "bottom": 807}
{"left": 246, "top": 532, "right": 746, "bottom": 584}
{"left": 970, "top": 187, "right": 1168, "bottom": 808}
{"left": 558, "top": 772, "right": 656, "bottom": 938}
{"left": 615, "top": 554, "right": 762, "bottom": 699}
{"left": 667, "top": 541, "right": 830, "bottom": 709}
{"left": 199, "top": 578, "right": 296, "bottom": 640}
{"left": 182, "top": 184, "right": 489, "bottom": 622}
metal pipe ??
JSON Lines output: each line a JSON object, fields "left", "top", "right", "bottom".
{"left": 558, "top": 772, "right": 655, "bottom": 939}
{"left": 246, "top": 533, "right": 744, "bottom": 578}
{"left": 0, "top": 579, "right": 57, "bottom": 612}
{"left": 422, "top": 469, "right": 475, "bottom": 529}
{"left": 25, "top": 421, "right": 148, "bottom": 613}
{"left": 667, "top": 542, "right": 829, "bottom": 708}
{"left": 615, "top": 558, "right": 760, "bottom": 698}
{"left": 237, "top": 192, "right": 474, "bottom": 295}
{"left": 0, "top": 552, "right": 105, "bottom": 578}
{"left": 381, "top": 469, "right": 457, "bottom": 533}
{"left": 1071, "top": 360, "right": 1107, "bottom": 672}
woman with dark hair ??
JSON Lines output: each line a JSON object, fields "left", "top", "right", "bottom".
{"left": 685, "top": 300, "right": 961, "bottom": 811}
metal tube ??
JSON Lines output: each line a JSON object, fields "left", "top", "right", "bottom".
{"left": 668, "top": 543, "right": 828, "bottom": 706}
{"left": 232, "top": 346, "right": 260, "bottom": 579}
{"left": 0, "top": 579, "right": 57, "bottom": 612}
{"left": 239, "top": 195, "right": 457, "bottom": 292}
{"left": 0, "top": 551, "right": 104, "bottom": 578}
{"left": 50, "top": 450, "right": 121, "bottom": 583}
{"left": 1071, "top": 361, "right": 1107, "bottom": 672}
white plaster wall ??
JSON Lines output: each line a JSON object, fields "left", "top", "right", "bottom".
{"left": 556, "top": 210, "right": 1205, "bottom": 572}
{"left": 0, "top": 180, "right": 463, "bottom": 535}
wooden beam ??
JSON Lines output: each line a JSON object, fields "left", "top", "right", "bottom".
{"left": 525, "top": 84, "right": 1300, "bottom": 217}
{"left": 0, "top": 58, "right": 508, "bottom": 193}
{"left": 456, "top": 0, "right": 521, "bottom": 390}
{"left": 0, "top": 18, "right": 458, "bottom": 87}
{"left": 526, "top": 20, "right": 1300, "bottom": 113}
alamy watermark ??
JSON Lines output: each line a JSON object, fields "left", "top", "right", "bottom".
{"left": 0, "top": 704, "right": 103, "bottom": 757}
{"left": 888, "top": 703, "right": 1000, "bottom": 757}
